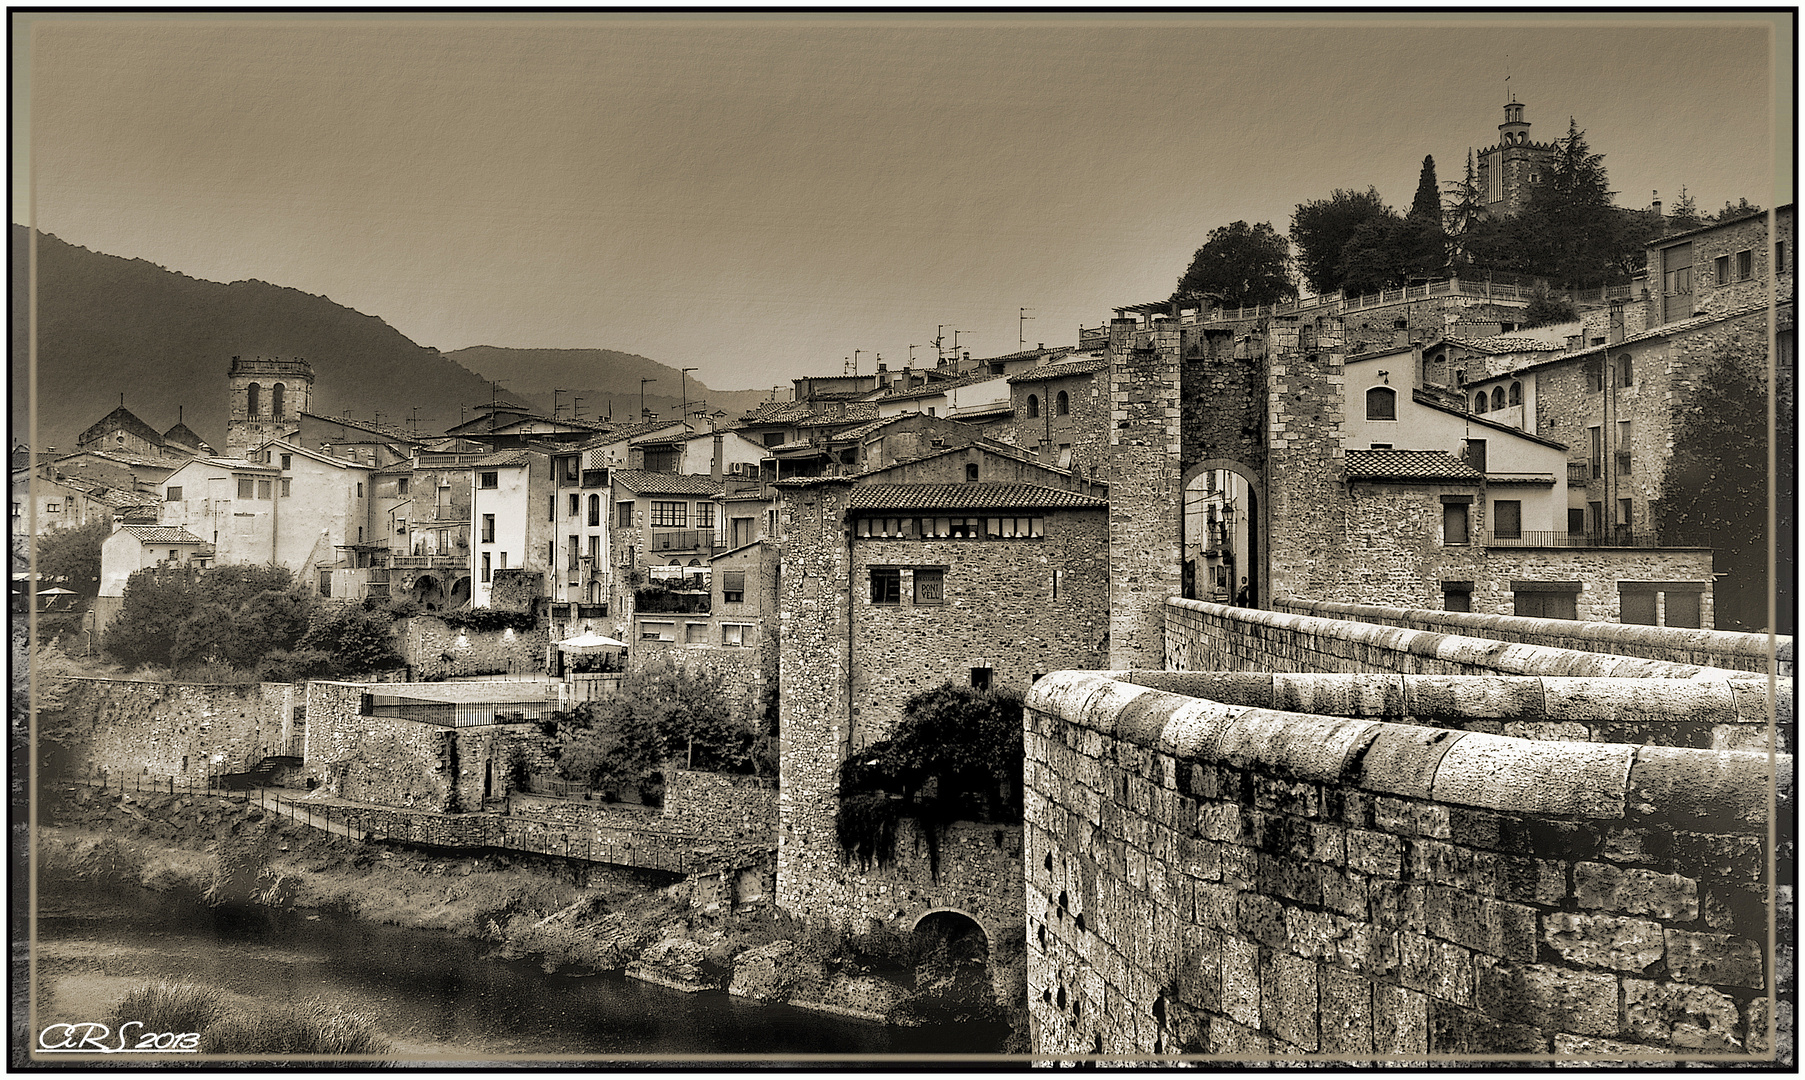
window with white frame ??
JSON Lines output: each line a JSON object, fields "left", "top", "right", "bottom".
{"left": 721, "top": 623, "right": 750, "bottom": 647}
{"left": 651, "top": 501, "right": 687, "bottom": 528}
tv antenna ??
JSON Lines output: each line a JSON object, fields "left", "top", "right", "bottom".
{"left": 1020, "top": 308, "right": 1035, "bottom": 349}
{"left": 934, "top": 326, "right": 947, "bottom": 364}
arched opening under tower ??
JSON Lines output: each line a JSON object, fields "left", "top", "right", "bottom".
{"left": 906, "top": 909, "right": 1007, "bottom": 1028}
{"left": 1181, "top": 462, "right": 1263, "bottom": 606}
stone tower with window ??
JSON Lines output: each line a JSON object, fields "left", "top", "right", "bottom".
{"left": 226, "top": 356, "right": 313, "bottom": 459}
{"left": 1476, "top": 98, "right": 1557, "bottom": 217}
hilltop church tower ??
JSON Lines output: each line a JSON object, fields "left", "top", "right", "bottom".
{"left": 1475, "top": 98, "right": 1557, "bottom": 218}
{"left": 226, "top": 356, "right": 313, "bottom": 459}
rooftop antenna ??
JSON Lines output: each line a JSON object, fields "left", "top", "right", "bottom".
{"left": 934, "top": 326, "right": 947, "bottom": 363}
{"left": 953, "top": 329, "right": 972, "bottom": 356}
{"left": 553, "top": 388, "right": 568, "bottom": 419}
{"left": 575, "top": 397, "right": 586, "bottom": 420}
{"left": 640, "top": 378, "right": 657, "bottom": 422}
{"left": 681, "top": 369, "right": 697, "bottom": 423}
{"left": 908, "top": 344, "right": 918, "bottom": 366}
{"left": 409, "top": 407, "right": 423, "bottom": 434}
{"left": 1020, "top": 307, "right": 1035, "bottom": 349}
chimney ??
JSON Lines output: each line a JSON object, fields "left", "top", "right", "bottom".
{"left": 1607, "top": 300, "right": 1626, "bottom": 346}
{"left": 711, "top": 431, "right": 724, "bottom": 483}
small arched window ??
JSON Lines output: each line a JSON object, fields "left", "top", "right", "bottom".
{"left": 1492, "top": 387, "right": 1506, "bottom": 411}
{"left": 1026, "top": 395, "right": 1040, "bottom": 418}
{"left": 246, "top": 382, "right": 261, "bottom": 417}
{"left": 965, "top": 463, "right": 979, "bottom": 482}
{"left": 1508, "top": 381, "right": 1522, "bottom": 406}
{"left": 1474, "top": 392, "right": 1487, "bottom": 412}
{"left": 1365, "top": 386, "right": 1397, "bottom": 421}
{"left": 587, "top": 494, "right": 600, "bottom": 526}
{"left": 1055, "top": 391, "right": 1069, "bottom": 416}
{"left": 271, "top": 382, "right": 286, "bottom": 420}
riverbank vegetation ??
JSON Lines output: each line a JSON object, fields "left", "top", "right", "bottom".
{"left": 108, "top": 980, "right": 393, "bottom": 1056}
{"left": 37, "top": 785, "right": 1022, "bottom": 1046}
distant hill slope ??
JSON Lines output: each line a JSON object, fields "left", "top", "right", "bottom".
{"left": 445, "top": 346, "right": 773, "bottom": 426}
{"left": 12, "top": 225, "right": 502, "bottom": 454}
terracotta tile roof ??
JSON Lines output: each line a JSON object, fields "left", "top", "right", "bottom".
{"left": 739, "top": 401, "right": 814, "bottom": 425}
{"left": 305, "top": 412, "right": 423, "bottom": 442}
{"left": 119, "top": 525, "right": 208, "bottom": 545}
{"left": 612, "top": 470, "right": 724, "bottom": 496}
{"left": 1344, "top": 450, "right": 1483, "bottom": 482}
{"left": 847, "top": 483, "right": 1106, "bottom": 511}
{"left": 797, "top": 404, "right": 879, "bottom": 427}
{"left": 981, "top": 345, "right": 1078, "bottom": 364}
{"left": 1553, "top": 302, "right": 1776, "bottom": 362}
{"left": 59, "top": 449, "right": 175, "bottom": 469}
{"left": 468, "top": 450, "right": 539, "bottom": 468}
{"left": 946, "top": 402, "right": 1016, "bottom": 420}
{"left": 1007, "top": 356, "right": 1109, "bottom": 383}
{"left": 1440, "top": 335, "right": 1564, "bottom": 355}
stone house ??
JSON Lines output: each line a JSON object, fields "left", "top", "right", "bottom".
{"left": 38, "top": 448, "right": 183, "bottom": 496}
{"left": 629, "top": 538, "right": 781, "bottom": 726}
{"left": 608, "top": 470, "right": 725, "bottom": 638}
{"left": 468, "top": 448, "right": 554, "bottom": 611}
{"left": 98, "top": 525, "right": 212, "bottom": 596}
{"left": 1005, "top": 352, "right": 1110, "bottom": 477}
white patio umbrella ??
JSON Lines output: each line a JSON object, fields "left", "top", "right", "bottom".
{"left": 554, "top": 631, "right": 629, "bottom": 652}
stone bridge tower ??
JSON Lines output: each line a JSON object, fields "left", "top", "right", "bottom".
{"left": 227, "top": 356, "right": 313, "bottom": 459}
{"left": 1106, "top": 317, "right": 1183, "bottom": 669}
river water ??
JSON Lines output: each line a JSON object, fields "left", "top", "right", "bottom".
{"left": 31, "top": 883, "right": 1013, "bottom": 1064}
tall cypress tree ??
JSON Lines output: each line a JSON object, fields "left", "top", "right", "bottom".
{"left": 1409, "top": 155, "right": 1442, "bottom": 223}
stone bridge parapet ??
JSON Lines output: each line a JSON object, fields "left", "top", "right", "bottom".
{"left": 1023, "top": 669, "right": 1792, "bottom": 1061}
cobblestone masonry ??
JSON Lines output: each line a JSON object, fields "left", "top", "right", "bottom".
{"left": 1023, "top": 671, "right": 1793, "bottom": 1061}
{"left": 51, "top": 678, "right": 295, "bottom": 783}
{"left": 661, "top": 770, "right": 778, "bottom": 842}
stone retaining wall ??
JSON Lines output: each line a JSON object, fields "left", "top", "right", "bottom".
{"left": 661, "top": 770, "right": 777, "bottom": 842}
{"left": 1023, "top": 671, "right": 1792, "bottom": 1061}
{"left": 1275, "top": 599, "right": 1791, "bottom": 677}
{"left": 49, "top": 678, "right": 296, "bottom": 784}
{"left": 398, "top": 616, "right": 551, "bottom": 679}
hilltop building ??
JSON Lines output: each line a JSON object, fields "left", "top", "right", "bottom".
{"left": 225, "top": 356, "right": 313, "bottom": 458}
{"left": 1476, "top": 98, "right": 1558, "bottom": 217}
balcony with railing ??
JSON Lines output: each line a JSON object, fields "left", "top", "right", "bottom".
{"left": 634, "top": 587, "right": 711, "bottom": 615}
{"left": 647, "top": 528, "right": 718, "bottom": 553}
{"left": 1485, "top": 530, "right": 1668, "bottom": 549}
{"left": 1566, "top": 461, "right": 1591, "bottom": 484}
{"left": 393, "top": 553, "right": 469, "bottom": 569}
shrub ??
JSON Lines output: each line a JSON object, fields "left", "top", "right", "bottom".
{"left": 108, "top": 980, "right": 224, "bottom": 1037}
{"left": 1523, "top": 290, "right": 1579, "bottom": 327}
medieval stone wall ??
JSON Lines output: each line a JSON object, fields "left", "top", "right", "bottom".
{"left": 398, "top": 616, "right": 550, "bottom": 679}
{"left": 1276, "top": 599, "right": 1786, "bottom": 677}
{"left": 304, "top": 681, "right": 456, "bottom": 810}
{"left": 661, "top": 769, "right": 778, "bottom": 842}
{"left": 51, "top": 678, "right": 294, "bottom": 783}
{"left": 1024, "top": 672, "right": 1791, "bottom": 1060}
{"left": 1263, "top": 322, "right": 1349, "bottom": 606}
{"left": 1164, "top": 599, "right": 1761, "bottom": 681}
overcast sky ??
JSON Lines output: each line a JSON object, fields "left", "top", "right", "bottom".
{"left": 15, "top": 11, "right": 1792, "bottom": 394}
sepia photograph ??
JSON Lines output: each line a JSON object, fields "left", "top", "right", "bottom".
{"left": 10, "top": 8, "right": 1795, "bottom": 1068}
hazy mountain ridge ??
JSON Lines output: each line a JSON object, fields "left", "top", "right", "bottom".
{"left": 9, "top": 226, "right": 774, "bottom": 455}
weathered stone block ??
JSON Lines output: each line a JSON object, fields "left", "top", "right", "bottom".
{"left": 1476, "top": 959, "right": 1620, "bottom": 1036}
{"left": 1262, "top": 950, "right": 1319, "bottom": 1051}
{"left": 1627, "top": 745, "right": 1784, "bottom": 830}
{"left": 1400, "top": 931, "right": 1474, "bottom": 1005}
{"left": 1428, "top": 999, "right": 1546, "bottom": 1054}
{"left": 1319, "top": 965, "right": 1374, "bottom": 1055}
{"left": 1541, "top": 912, "right": 1665, "bottom": 973}
{"left": 1373, "top": 796, "right": 1451, "bottom": 838}
{"left": 1373, "top": 982, "right": 1428, "bottom": 1055}
{"left": 1574, "top": 861, "right": 1699, "bottom": 920}
{"left": 1663, "top": 929, "right": 1766, "bottom": 988}
{"left": 1221, "top": 935, "right": 1261, "bottom": 1029}
{"left": 1348, "top": 829, "right": 1403, "bottom": 878}
{"left": 1431, "top": 732, "right": 1633, "bottom": 818}
{"left": 1622, "top": 978, "right": 1745, "bottom": 1050}
{"left": 1238, "top": 891, "right": 1289, "bottom": 948}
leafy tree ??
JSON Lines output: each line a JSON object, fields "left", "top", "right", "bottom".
{"left": 1336, "top": 215, "right": 1444, "bottom": 294}
{"left": 553, "top": 654, "right": 766, "bottom": 797}
{"left": 1172, "top": 221, "right": 1297, "bottom": 309}
{"left": 1290, "top": 187, "right": 1394, "bottom": 294}
{"left": 1659, "top": 344, "right": 1787, "bottom": 632}
{"left": 834, "top": 683, "right": 1024, "bottom": 875}
{"left": 105, "top": 563, "right": 328, "bottom": 674}
{"left": 1522, "top": 290, "right": 1579, "bottom": 328}
{"left": 298, "top": 602, "right": 402, "bottom": 676}
{"left": 1515, "top": 119, "right": 1620, "bottom": 287}
{"left": 103, "top": 564, "right": 203, "bottom": 668}
{"left": 34, "top": 518, "right": 110, "bottom": 596}
{"left": 1714, "top": 198, "right": 1762, "bottom": 222}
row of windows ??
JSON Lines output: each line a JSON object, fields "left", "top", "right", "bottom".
{"left": 869, "top": 567, "right": 945, "bottom": 605}
{"left": 1441, "top": 581, "right": 1701, "bottom": 627}
{"left": 1472, "top": 382, "right": 1523, "bottom": 413}
{"left": 479, "top": 550, "right": 509, "bottom": 581}
{"left": 1024, "top": 391, "right": 1070, "bottom": 419}
{"left": 1586, "top": 355, "right": 1634, "bottom": 393}
{"left": 854, "top": 516, "right": 1046, "bottom": 540}
{"left": 1714, "top": 249, "right": 1756, "bottom": 285}
{"left": 242, "top": 382, "right": 289, "bottom": 419}
{"left": 638, "top": 620, "right": 756, "bottom": 646}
